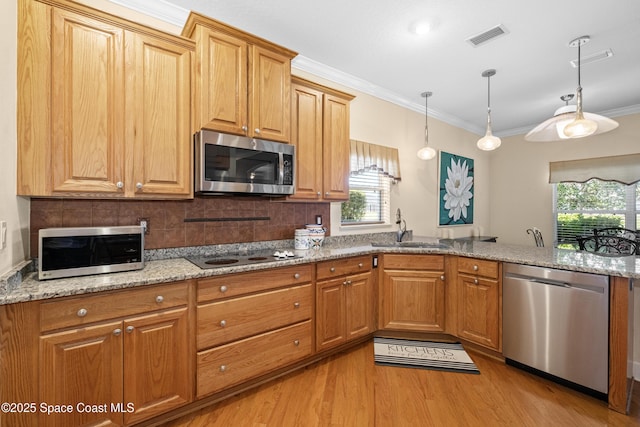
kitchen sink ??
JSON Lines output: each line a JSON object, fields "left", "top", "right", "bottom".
{"left": 370, "top": 241, "right": 451, "bottom": 249}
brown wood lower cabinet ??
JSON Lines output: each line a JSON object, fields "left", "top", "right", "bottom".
{"left": 38, "top": 281, "right": 193, "bottom": 426}
{"left": 456, "top": 257, "right": 502, "bottom": 351}
{"left": 315, "top": 256, "right": 374, "bottom": 352}
{"left": 195, "top": 265, "right": 314, "bottom": 398}
{"left": 379, "top": 254, "right": 446, "bottom": 332}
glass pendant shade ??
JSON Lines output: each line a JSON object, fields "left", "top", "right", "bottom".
{"left": 526, "top": 35, "right": 618, "bottom": 142}
{"left": 417, "top": 91, "right": 436, "bottom": 160}
{"left": 477, "top": 69, "right": 501, "bottom": 151}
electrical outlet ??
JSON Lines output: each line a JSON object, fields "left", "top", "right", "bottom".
{"left": 0, "top": 221, "right": 6, "bottom": 250}
{"left": 137, "top": 218, "right": 150, "bottom": 234}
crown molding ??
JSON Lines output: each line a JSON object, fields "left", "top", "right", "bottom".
{"left": 108, "top": 0, "right": 189, "bottom": 27}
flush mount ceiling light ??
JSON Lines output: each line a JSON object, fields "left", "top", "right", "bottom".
{"left": 527, "top": 36, "right": 619, "bottom": 142}
{"left": 477, "top": 69, "right": 501, "bottom": 151}
{"left": 417, "top": 91, "right": 437, "bottom": 160}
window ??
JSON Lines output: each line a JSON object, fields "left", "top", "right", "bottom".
{"left": 341, "top": 170, "right": 391, "bottom": 225}
{"left": 553, "top": 180, "right": 638, "bottom": 248}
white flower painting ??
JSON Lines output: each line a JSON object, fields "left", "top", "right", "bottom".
{"left": 439, "top": 151, "right": 474, "bottom": 226}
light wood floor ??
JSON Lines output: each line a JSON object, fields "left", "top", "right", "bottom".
{"left": 165, "top": 341, "right": 640, "bottom": 427}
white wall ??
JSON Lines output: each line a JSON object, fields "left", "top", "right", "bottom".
{"left": 0, "top": 0, "right": 30, "bottom": 276}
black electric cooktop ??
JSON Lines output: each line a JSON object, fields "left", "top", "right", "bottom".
{"left": 186, "top": 249, "right": 300, "bottom": 269}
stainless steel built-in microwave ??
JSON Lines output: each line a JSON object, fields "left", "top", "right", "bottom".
{"left": 194, "top": 130, "right": 295, "bottom": 195}
{"left": 38, "top": 226, "right": 144, "bottom": 280}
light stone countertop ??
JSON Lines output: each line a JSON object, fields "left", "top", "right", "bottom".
{"left": 2, "top": 234, "right": 640, "bottom": 306}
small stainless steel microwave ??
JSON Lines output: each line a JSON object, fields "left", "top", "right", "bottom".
{"left": 38, "top": 225, "right": 144, "bottom": 280}
{"left": 194, "top": 130, "right": 295, "bottom": 195}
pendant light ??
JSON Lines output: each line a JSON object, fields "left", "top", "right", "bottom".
{"left": 417, "top": 91, "right": 436, "bottom": 160}
{"left": 563, "top": 35, "right": 616, "bottom": 138}
{"left": 477, "top": 69, "right": 501, "bottom": 151}
{"left": 525, "top": 36, "right": 618, "bottom": 141}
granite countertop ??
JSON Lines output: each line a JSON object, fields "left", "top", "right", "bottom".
{"left": 2, "top": 234, "right": 639, "bottom": 306}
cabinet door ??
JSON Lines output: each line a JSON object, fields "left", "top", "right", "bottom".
{"left": 457, "top": 274, "right": 500, "bottom": 350}
{"left": 345, "top": 271, "right": 374, "bottom": 340}
{"left": 40, "top": 321, "right": 124, "bottom": 427}
{"left": 289, "top": 81, "right": 323, "bottom": 200}
{"left": 123, "top": 307, "right": 192, "bottom": 425}
{"left": 196, "top": 28, "right": 248, "bottom": 135}
{"left": 250, "top": 45, "right": 291, "bottom": 142}
{"left": 51, "top": 8, "right": 126, "bottom": 195}
{"left": 322, "top": 94, "right": 350, "bottom": 200}
{"left": 381, "top": 269, "right": 445, "bottom": 332}
{"left": 127, "top": 32, "right": 193, "bottom": 198}
{"left": 316, "top": 277, "right": 346, "bottom": 351}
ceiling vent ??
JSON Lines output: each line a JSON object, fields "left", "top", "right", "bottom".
{"left": 570, "top": 49, "right": 614, "bottom": 67}
{"left": 466, "top": 25, "right": 508, "bottom": 47}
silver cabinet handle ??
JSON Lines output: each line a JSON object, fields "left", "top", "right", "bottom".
{"left": 136, "top": 182, "right": 143, "bottom": 190}
{"left": 220, "top": 320, "right": 227, "bottom": 327}
{"left": 241, "top": 125, "right": 248, "bottom": 132}
{"left": 220, "top": 365, "right": 227, "bottom": 372}
{"left": 474, "top": 278, "right": 479, "bottom": 285}
{"left": 316, "top": 192, "right": 321, "bottom": 196}
{"left": 113, "top": 328, "right": 122, "bottom": 336}
{"left": 294, "top": 273, "right": 301, "bottom": 279}
{"left": 440, "top": 275, "right": 445, "bottom": 281}
{"left": 77, "top": 308, "right": 88, "bottom": 317}
{"left": 325, "top": 192, "right": 329, "bottom": 196}
{"left": 126, "top": 326, "right": 135, "bottom": 333}
{"left": 473, "top": 265, "right": 479, "bottom": 271}
{"left": 220, "top": 285, "right": 228, "bottom": 293}
{"left": 155, "top": 295, "right": 164, "bottom": 303}
{"left": 254, "top": 128, "right": 261, "bottom": 134}
{"left": 330, "top": 267, "right": 336, "bottom": 273}
{"left": 358, "top": 263, "right": 363, "bottom": 268}
{"left": 116, "top": 181, "right": 124, "bottom": 189}
{"left": 293, "top": 302, "right": 300, "bottom": 308}
{"left": 293, "top": 339, "right": 300, "bottom": 346}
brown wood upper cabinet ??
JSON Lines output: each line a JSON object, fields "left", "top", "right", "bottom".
{"left": 17, "top": 1, "right": 194, "bottom": 198}
{"left": 289, "top": 77, "right": 355, "bottom": 201}
{"left": 183, "top": 13, "right": 296, "bottom": 143}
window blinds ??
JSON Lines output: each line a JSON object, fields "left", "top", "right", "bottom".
{"left": 549, "top": 154, "right": 640, "bottom": 185}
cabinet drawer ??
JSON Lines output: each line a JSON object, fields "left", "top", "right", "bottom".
{"left": 197, "top": 320, "right": 312, "bottom": 397}
{"left": 382, "top": 254, "right": 444, "bottom": 270}
{"left": 197, "top": 264, "right": 313, "bottom": 302}
{"left": 457, "top": 257, "right": 499, "bottom": 279}
{"left": 40, "top": 281, "right": 189, "bottom": 332}
{"left": 316, "top": 255, "right": 371, "bottom": 280}
{"left": 197, "top": 284, "right": 312, "bottom": 350}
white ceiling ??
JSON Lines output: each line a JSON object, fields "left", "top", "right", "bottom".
{"left": 114, "top": 0, "right": 640, "bottom": 137}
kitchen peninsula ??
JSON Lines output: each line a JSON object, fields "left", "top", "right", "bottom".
{"left": 0, "top": 236, "right": 636, "bottom": 426}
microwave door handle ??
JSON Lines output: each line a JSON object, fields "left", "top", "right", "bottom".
{"left": 278, "top": 152, "right": 284, "bottom": 184}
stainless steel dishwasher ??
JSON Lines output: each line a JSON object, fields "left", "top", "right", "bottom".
{"left": 503, "top": 263, "right": 609, "bottom": 398}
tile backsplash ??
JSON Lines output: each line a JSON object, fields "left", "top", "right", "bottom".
{"left": 30, "top": 198, "right": 330, "bottom": 258}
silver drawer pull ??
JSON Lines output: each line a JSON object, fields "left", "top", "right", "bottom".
{"left": 113, "top": 328, "right": 122, "bottom": 336}
{"left": 126, "top": 326, "right": 135, "bottom": 333}
{"left": 220, "top": 365, "right": 227, "bottom": 372}
{"left": 440, "top": 275, "right": 445, "bottom": 281}
{"left": 330, "top": 267, "right": 336, "bottom": 273}
{"left": 155, "top": 295, "right": 164, "bottom": 303}
{"left": 474, "top": 278, "right": 479, "bottom": 285}
{"left": 473, "top": 265, "right": 479, "bottom": 271}
{"left": 358, "top": 263, "right": 363, "bottom": 268}
{"left": 77, "top": 308, "right": 88, "bottom": 317}
{"left": 293, "top": 302, "right": 300, "bottom": 308}
{"left": 220, "top": 285, "right": 228, "bottom": 293}
{"left": 293, "top": 340, "right": 300, "bottom": 346}
{"left": 220, "top": 320, "right": 227, "bottom": 327}
{"left": 294, "top": 273, "right": 301, "bottom": 279}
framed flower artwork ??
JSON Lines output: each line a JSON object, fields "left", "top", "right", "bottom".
{"left": 438, "top": 151, "right": 474, "bottom": 226}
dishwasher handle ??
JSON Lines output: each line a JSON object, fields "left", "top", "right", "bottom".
{"left": 530, "top": 278, "right": 571, "bottom": 288}
{"left": 505, "top": 273, "right": 606, "bottom": 295}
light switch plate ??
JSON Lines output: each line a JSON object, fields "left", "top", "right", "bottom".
{"left": 0, "top": 221, "right": 6, "bottom": 249}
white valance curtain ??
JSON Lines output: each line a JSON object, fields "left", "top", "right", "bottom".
{"left": 549, "top": 154, "right": 640, "bottom": 185}
{"left": 350, "top": 139, "right": 401, "bottom": 181}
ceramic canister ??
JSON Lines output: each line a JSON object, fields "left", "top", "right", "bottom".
{"left": 305, "top": 224, "right": 326, "bottom": 249}
{"left": 294, "top": 229, "right": 310, "bottom": 250}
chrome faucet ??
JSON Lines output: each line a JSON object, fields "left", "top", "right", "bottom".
{"left": 396, "top": 208, "right": 407, "bottom": 242}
